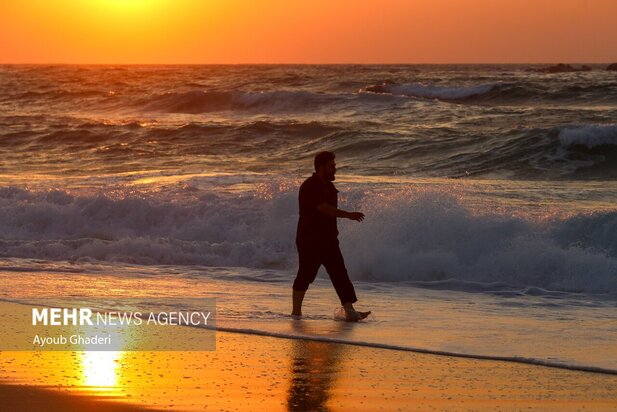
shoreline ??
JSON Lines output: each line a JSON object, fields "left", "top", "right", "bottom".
{"left": 1, "top": 299, "right": 616, "bottom": 411}
{"left": 5, "top": 298, "right": 616, "bottom": 376}
{"left": 2, "top": 332, "right": 617, "bottom": 411}
{"left": 212, "top": 324, "right": 617, "bottom": 376}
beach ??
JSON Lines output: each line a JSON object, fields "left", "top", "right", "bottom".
{"left": 1, "top": 64, "right": 617, "bottom": 410}
{"left": 1, "top": 302, "right": 617, "bottom": 411}
{"left": 3, "top": 0, "right": 617, "bottom": 409}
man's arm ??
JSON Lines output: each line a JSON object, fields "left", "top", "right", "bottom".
{"left": 317, "top": 203, "right": 364, "bottom": 221}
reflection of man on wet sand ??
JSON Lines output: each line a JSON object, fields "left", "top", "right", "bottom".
{"left": 291, "top": 151, "right": 370, "bottom": 321}
{"left": 286, "top": 321, "right": 348, "bottom": 410}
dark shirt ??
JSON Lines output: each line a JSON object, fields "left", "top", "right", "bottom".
{"left": 296, "top": 173, "right": 339, "bottom": 245}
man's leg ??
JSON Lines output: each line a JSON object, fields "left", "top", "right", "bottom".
{"left": 291, "top": 289, "right": 305, "bottom": 317}
{"left": 322, "top": 243, "right": 370, "bottom": 321}
{"left": 321, "top": 243, "right": 358, "bottom": 306}
{"left": 292, "top": 243, "right": 321, "bottom": 317}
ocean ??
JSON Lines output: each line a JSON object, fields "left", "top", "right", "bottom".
{"left": 0, "top": 64, "right": 616, "bottom": 373}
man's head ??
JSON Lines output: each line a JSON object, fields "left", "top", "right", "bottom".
{"left": 314, "top": 151, "right": 336, "bottom": 181}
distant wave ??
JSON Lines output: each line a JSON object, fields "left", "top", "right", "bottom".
{"left": 559, "top": 124, "right": 617, "bottom": 148}
{"left": 1, "top": 185, "right": 616, "bottom": 296}
{"left": 361, "top": 80, "right": 617, "bottom": 104}
{"left": 400, "top": 83, "right": 497, "bottom": 100}
{"left": 3, "top": 117, "right": 617, "bottom": 179}
{"left": 138, "top": 90, "right": 340, "bottom": 113}
{"left": 548, "top": 123, "right": 617, "bottom": 178}
{"left": 362, "top": 82, "right": 499, "bottom": 100}
{"left": 0, "top": 119, "right": 343, "bottom": 154}
{"left": 3, "top": 64, "right": 617, "bottom": 181}
{"left": 12, "top": 89, "right": 106, "bottom": 101}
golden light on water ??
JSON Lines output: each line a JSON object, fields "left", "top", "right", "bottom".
{"left": 75, "top": 327, "right": 129, "bottom": 391}
{"left": 80, "top": 350, "right": 123, "bottom": 389}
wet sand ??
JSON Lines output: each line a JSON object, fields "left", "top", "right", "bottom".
{"left": 0, "top": 383, "right": 161, "bottom": 411}
{"left": 2, "top": 325, "right": 617, "bottom": 411}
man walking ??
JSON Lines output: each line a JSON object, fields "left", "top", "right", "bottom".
{"left": 292, "top": 151, "right": 370, "bottom": 321}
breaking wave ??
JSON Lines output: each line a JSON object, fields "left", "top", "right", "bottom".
{"left": 0, "top": 185, "right": 616, "bottom": 296}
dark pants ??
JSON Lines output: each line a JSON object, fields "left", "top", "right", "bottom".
{"left": 293, "top": 239, "right": 358, "bottom": 305}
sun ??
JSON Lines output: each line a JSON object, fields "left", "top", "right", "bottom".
{"left": 81, "top": 0, "right": 180, "bottom": 46}
{"left": 82, "top": 0, "right": 175, "bottom": 25}
{"left": 100, "top": 0, "right": 167, "bottom": 15}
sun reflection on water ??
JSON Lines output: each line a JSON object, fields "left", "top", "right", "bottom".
{"left": 80, "top": 350, "right": 124, "bottom": 390}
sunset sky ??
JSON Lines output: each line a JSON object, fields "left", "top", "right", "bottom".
{"left": 1, "top": 0, "right": 616, "bottom": 64}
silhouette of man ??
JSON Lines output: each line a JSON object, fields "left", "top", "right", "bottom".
{"left": 292, "top": 151, "right": 370, "bottom": 321}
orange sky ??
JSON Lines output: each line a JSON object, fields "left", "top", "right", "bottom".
{"left": 1, "top": 0, "right": 616, "bottom": 64}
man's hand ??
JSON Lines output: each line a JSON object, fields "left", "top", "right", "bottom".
{"left": 317, "top": 203, "right": 365, "bottom": 221}
{"left": 347, "top": 212, "right": 365, "bottom": 222}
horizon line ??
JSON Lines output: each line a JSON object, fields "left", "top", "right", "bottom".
{"left": 1, "top": 62, "right": 616, "bottom": 66}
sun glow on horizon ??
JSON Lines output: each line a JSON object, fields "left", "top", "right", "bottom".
{"left": 1, "top": 0, "right": 617, "bottom": 64}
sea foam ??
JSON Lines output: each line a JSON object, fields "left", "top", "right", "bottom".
{"left": 1, "top": 184, "right": 616, "bottom": 296}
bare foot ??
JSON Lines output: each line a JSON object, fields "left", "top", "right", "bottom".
{"left": 290, "top": 312, "right": 302, "bottom": 320}
{"left": 345, "top": 310, "right": 371, "bottom": 322}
